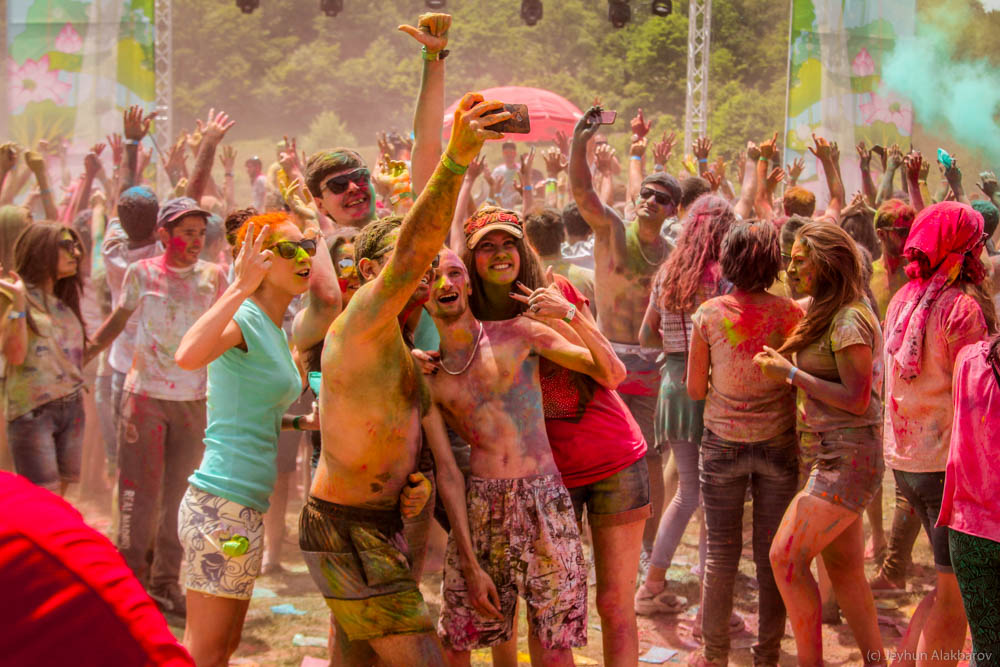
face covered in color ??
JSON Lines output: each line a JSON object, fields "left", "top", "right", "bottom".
{"left": 316, "top": 165, "right": 376, "bottom": 227}
{"left": 333, "top": 241, "right": 360, "bottom": 305}
{"left": 786, "top": 239, "right": 820, "bottom": 297}
{"left": 635, "top": 182, "right": 676, "bottom": 224}
{"left": 426, "top": 249, "right": 470, "bottom": 323}
{"left": 264, "top": 223, "right": 314, "bottom": 295}
{"left": 473, "top": 230, "right": 520, "bottom": 287}
{"left": 160, "top": 213, "right": 207, "bottom": 268}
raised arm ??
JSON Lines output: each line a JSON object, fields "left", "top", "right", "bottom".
{"left": 399, "top": 13, "right": 450, "bottom": 196}
{"left": 0, "top": 272, "right": 28, "bottom": 366}
{"left": 755, "top": 133, "right": 779, "bottom": 220}
{"left": 541, "top": 148, "right": 567, "bottom": 209}
{"left": 0, "top": 143, "right": 17, "bottom": 199}
{"left": 977, "top": 171, "right": 1000, "bottom": 211}
{"left": 24, "top": 149, "right": 58, "bottom": 221}
{"left": 175, "top": 222, "right": 272, "bottom": 370}
{"left": 876, "top": 143, "right": 902, "bottom": 205}
{"left": 511, "top": 278, "right": 625, "bottom": 388}
{"left": 944, "top": 159, "right": 971, "bottom": 205}
{"left": 904, "top": 151, "right": 926, "bottom": 212}
{"left": 734, "top": 143, "right": 760, "bottom": 220}
{"left": 569, "top": 107, "right": 622, "bottom": 235}
{"left": 121, "top": 105, "right": 152, "bottom": 191}
{"left": 810, "top": 134, "right": 844, "bottom": 220}
{"left": 187, "top": 109, "right": 235, "bottom": 203}
{"left": 346, "top": 94, "right": 506, "bottom": 333}
{"left": 291, "top": 213, "right": 342, "bottom": 354}
{"left": 856, "top": 142, "right": 877, "bottom": 205}
{"left": 692, "top": 136, "right": 713, "bottom": 177}
{"left": 626, "top": 109, "right": 652, "bottom": 204}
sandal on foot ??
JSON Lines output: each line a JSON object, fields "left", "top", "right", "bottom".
{"left": 635, "top": 587, "right": 688, "bottom": 616}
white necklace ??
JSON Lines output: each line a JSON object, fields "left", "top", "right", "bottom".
{"left": 636, "top": 234, "right": 665, "bottom": 266}
{"left": 439, "top": 322, "right": 484, "bottom": 375}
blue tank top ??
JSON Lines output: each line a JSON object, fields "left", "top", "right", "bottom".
{"left": 189, "top": 298, "right": 302, "bottom": 512}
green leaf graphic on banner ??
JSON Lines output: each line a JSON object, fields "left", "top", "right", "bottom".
{"left": 851, "top": 75, "right": 879, "bottom": 94}
{"left": 117, "top": 38, "right": 155, "bottom": 99}
{"left": 8, "top": 100, "right": 77, "bottom": 147}
{"left": 48, "top": 51, "right": 83, "bottom": 73}
{"left": 26, "top": 0, "right": 90, "bottom": 25}
{"left": 789, "top": 58, "right": 822, "bottom": 117}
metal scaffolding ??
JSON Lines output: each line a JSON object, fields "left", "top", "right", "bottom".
{"left": 154, "top": 0, "right": 173, "bottom": 195}
{"left": 684, "top": 0, "right": 712, "bottom": 154}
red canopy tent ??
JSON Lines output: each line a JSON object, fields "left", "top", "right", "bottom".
{"left": 442, "top": 86, "right": 583, "bottom": 144}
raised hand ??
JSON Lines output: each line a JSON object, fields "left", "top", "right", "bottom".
{"left": 466, "top": 155, "right": 488, "bottom": 181}
{"left": 510, "top": 280, "right": 575, "bottom": 321}
{"left": 692, "top": 136, "right": 713, "bottom": 161}
{"left": 554, "top": 130, "right": 570, "bottom": 157}
{"left": 704, "top": 171, "right": 721, "bottom": 192}
{"left": 653, "top": 131, "right": 676, "bottom": 166}
{"left": 918, "top": 155, "right": 930, "bottom": 182}
{"left": 445, "top": 93, "right": 508, "bottom": 165}
{"left": 886, "top": 144, "right": 903, "bottom": 170}
{"left": 977, "top": 171, "right": 998, "bottom": 198}
{"left": 904, "top": 151, "right": 924, "bottom": 183}
{"left": 165, "top": 137, "right": 187, "bottom": 173}
{"left": 123, "top": 105, "right": 154, "bottom": 142}
{"left": 0, "top": 268, "right": 27, "bottom": 310}
{"left": 196, "top": 108, "right": 235, "bottom": 146}
{"left": 398, "top": 12, "right": 451, "bottom": 54}
{"left": 944, "top": 157, "right": 963, "bottom": 190}
{"left": 542, "top": 147, "right": 567, "bottom": 177}
{"left": 185, "top": 129, "right": 203, "bottom": 155}
{"left": 24, "top": 149, "right": 46, "bottom": 175}
{"left": 712, "top": 156, "right": 727, "bottom": 180}
{"left": 572, "top": 106, "right": 603, "bottom": 145}
{"left": 594, "top": 143, "right": 616, "bottom": 175}
{"left": 219, "top": 145, "right": 237, "bottom": 173}
{"left": 377, "top": 131, "right": 392, "bottom": 159}
{"left": 136, "top": 144, "right": 152, "bottom": 175}
{"left": 871, "top": 144, "right": 887, "bottom": 172}
{"left": 630, "top": 108, "right": 652, "bottom": 141}
{"left": 736, "top": 152, "right": 747, "bottom": 184}
{"left": 808, "top": 133, "right": 832, "bottom": 162}
{"left": 106, "top": 134, "right": 123, "bottom": 168}
{"left": 629, "top": 135, "right": 648, "bottom": 158}
{"left": 830, "top": 141, "right": 840, "bottom": 166}
{"left": 856, "top": 142, "right": 871, "bottom": 170}
{"left": 759, "top": 132, "right": 779, "bottom": 161}
{"left": 233, "top": 222, "right": 274, "bottom": 296}
{"left": 519, "top": 147, "right": 536, "bottom": 182}
{"left": 746, "top": 140, "right": 761, "bottom": 162}
{"left": 765, "top": 166, "right": 785, "bottom": 192}
{"left": 786, "top": 156, "right": 805, "bottom": 184}
{"left": 0, "top": 143, "right": 19, "bottom": 172}
{"left": 84, "top": 143, "right": 105, "bottom": 177}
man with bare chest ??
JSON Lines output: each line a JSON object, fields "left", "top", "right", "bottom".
{"left": 569, "top": 106, "right": 681, "bottom": 550}
{"left": 299, "top": 94, "right": 508, "bottom": 667}
{"left": 425, "top": 249, "right": 621, "bottom": 666}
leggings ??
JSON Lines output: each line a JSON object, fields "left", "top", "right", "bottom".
{"left": 649, "top": 438, "right": 704, "bottom": 570}
{"left": 949, "top": 528, "right": 1000, "bottom": 666}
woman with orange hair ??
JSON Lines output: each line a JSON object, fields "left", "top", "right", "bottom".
{"left": 174, "top": 211, "right": 331, "bottom": 667}
{"left": 755, "top": 221, "right": 886, "bottom": 666}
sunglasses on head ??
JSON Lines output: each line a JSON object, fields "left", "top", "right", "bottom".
{"left": 640, "top": 187, "right": 673, "bottom": 207}
{"left": 267, "top": 238, "right": 317, "bottom": 260}
{"left": 58, "top": 238, "right": 83, "bottom": 255}
{"left": 324, "top": 168, "right": 371, "bottom": 195}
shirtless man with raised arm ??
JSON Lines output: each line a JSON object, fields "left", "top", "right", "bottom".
{"left": 299, "top": 94, "right": 507, "bottom": 667}
{"left": 569, "top": 106, "right": 681, "bottom": 551}
{"left": 425, "top": 248, "right": 625, "bottom": 667}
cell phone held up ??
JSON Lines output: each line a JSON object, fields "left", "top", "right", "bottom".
{"left": 483, "top": 104, "right": 531, "bottom": 134}
{"left": 596, "top": 109, "right": 617, "bottom": 125}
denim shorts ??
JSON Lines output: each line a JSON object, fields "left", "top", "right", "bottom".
{"left": 8, "top": 391, "right": 85, "bottom": 490}
{"left": 894, "top": 470, "right": 951, "bottom": 572}
{"left": 799, "top": 425, "right": 883, "bottom": 514}
{"left": 567, "top": 457, "right": 652, "bottom": 526}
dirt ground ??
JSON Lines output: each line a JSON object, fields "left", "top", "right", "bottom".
{"left": 76, "top": 466, "right": 973, "bottom": 667}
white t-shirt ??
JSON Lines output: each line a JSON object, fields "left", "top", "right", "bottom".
{"left": 119, "top": 257, "right": 228, "bottom": 401}
{"left": 102, "top": 220, "right": 162, "bottom": 375}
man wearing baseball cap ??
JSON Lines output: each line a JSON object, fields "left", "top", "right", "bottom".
{"left": 86, "top": 196, "right": 229, "bottom": 620}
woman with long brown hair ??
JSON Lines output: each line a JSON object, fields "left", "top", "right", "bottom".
{"left": 755, "top": 221, "right": 885, "bottom": 666}
{"left": 3, "top": 222, "right": 87, "bottom": 495}
{"left": 635, "top": 194, "right": 734, "bottom": 619}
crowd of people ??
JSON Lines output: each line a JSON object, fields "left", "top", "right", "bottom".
{"left": 1, "top": 10, "right": 999, "bottom": 667}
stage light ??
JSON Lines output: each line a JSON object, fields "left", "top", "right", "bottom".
{"left": 521, "top": 0, "right": 543, "bottom": 26}
{"left": 609, "top": 0, "right": 631, "bottom": 28}
{"left": 425, "top": 0, "right": 446, "bottom": 8}
{"left": 320, "top": 0, "right": 342, "bottom": 17}
{"left": 236, "top": 0, "right": 259, "bottom": 13}
{"left": 651, "top": 0, "right": 672, "bottom": 16}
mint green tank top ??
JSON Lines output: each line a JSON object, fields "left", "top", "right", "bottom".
{"left": 189, "top": 298, "right": 302, "bottom": 512}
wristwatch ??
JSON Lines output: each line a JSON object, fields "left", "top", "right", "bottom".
{"left": 8, "top": 310, "right": 25, "bottom": 320}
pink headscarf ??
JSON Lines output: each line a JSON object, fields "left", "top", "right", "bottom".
{"left": 886, "top": 201, "right": 985, "bottom": 380}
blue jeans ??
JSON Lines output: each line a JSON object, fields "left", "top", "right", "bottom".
{"left": 8, "top": 392, "right": 86, "bottom": 490}
{"left": 699, "top": 428, "right": 799, "bottom": 666}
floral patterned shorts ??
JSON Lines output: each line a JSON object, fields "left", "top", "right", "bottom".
{"left": 177, "top": 486, "right": 264, "bottom": 600}
{"left": 438, "top": 474, "right": 588, "bottom": 651}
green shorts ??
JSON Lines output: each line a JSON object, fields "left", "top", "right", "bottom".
{"left": 299, "top": 496, "right": 433, "bottom": 641}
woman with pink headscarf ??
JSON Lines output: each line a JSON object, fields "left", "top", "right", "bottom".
{"left": 883, "top": 201, "right": 997, "bottom": 667}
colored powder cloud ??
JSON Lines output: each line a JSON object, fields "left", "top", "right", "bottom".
{"left": 882, "top": 3, "right": 1000, "bottom": 166}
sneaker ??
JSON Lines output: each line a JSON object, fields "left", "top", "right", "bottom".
{"left": 635, "top": 585, "right": 688, "bottom": 616}
{"left": 868, "top": 569, "right": 907, "bottom": 596}
{"left": 149, "top": 584, "right": 187, "bottom": 620}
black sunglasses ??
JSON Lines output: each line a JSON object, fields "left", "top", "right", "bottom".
{"left": 640, "top": 187, "right": 673, "bottom": 206}
{"left": 267, "top": 238, "right": 317, "bottom": 260}
{"left": 324, "top": 168, "right": 370, "bottom": 195}
{"left": 58, "top": 238, "right": 83, "bottom": 255}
